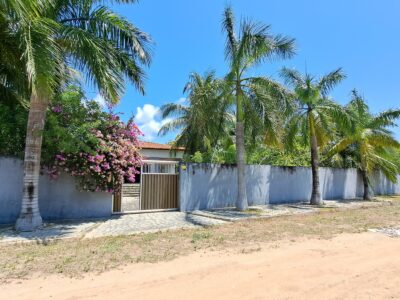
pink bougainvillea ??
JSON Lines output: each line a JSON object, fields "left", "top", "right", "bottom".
{"left": 49, "top": 115, "right": 143, "bottom": 193}
{"left": 51, "top": 105, "right": 62, "bottom": 113}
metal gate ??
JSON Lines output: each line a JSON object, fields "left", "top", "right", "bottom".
{"left": 112, "top": 160, "right": 179, "bottom": 212}
{"left": 140, "top": 161, "right": 179, "bottom": 210}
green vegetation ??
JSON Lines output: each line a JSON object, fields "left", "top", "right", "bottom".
{"left": 160, "top": 7, "right": 400, "bottom": 207}
{"left": 220, "top": 6, "right": 295, "bottom": 210}
{"left": 0, "top": 85, "right": 143, "bottom": 192}
{"left": 0, "top": 100, "right": 27, "bottom": 158}
{"left": 162, "top": 6, "right": 295, "bottom": 210}
{"left": 281, "top": 68, "right": 347, "bottom": 204}
{"left": 159, "top": 71, "right": 230, "bottom": 155}
{"left": 1, "top": 0, "right": 152, "bottom": 230}
{"left": 1, "top": 1, "right": 400, "bottom": 220}
{"left": 0, "top": 86, "right": 106, "bottom": 159}
{"left": 325, "top": 90, "right": 400, "bottom": 200}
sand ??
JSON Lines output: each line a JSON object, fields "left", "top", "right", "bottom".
{"left": 1, "top": 232, "right": 400, "bottom": 300}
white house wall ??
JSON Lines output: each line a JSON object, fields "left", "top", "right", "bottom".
{"left": 141, "top": 148, "right": 184, "bottom": 159}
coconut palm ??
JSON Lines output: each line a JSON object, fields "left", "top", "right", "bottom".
{"left": 222, "top": 6, "right": 295, "bottom": 210}
{"left": 326, "top": 90, "right": 400, "bottom": 200}
{"left": 0, "top": 0, "right": 30, "bottom": 105}
{"left": 159, "top": 71, "right": 232, "bottom": 154}
{"left": 281, "top": 68, "right": 346, "bottom": 205}
{"left": 1, "top": 0, "right": 151, "bottom": 230}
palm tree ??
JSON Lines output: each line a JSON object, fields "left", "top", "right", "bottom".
{"left": 2, "top": 0, "right": 151, "bottom": 231}
{"left": 221, "top": 6, "right": 295, "bottom": 210}
{"left": 281, "top": 68, "right": 346, "bottom": 205}
{"left": 0, "top": 0, "right": 29, "bottom": 105}
{"left": 159, "top": 71, "right": 232, "bottom": 154}
{"left": 326, "top": 90, "right": 400, "bottom": 200}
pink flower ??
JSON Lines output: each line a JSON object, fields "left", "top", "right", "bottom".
{"left": 95, "top": 154, "right": 105, "bottom": 163}
{"left": 94, "top": 130, "right": 103, "bottom": 138}
{"left": 55, "top": 154, "right": 66, "bottom": 161}
{"left": 52, "top": 105, "right": 62, "bottom": 113}
{"left": 127, "top": 175, "right": 136, "bottom": 183}
{"left": 102, "top": 162, "right": 110, "bottom": 170}
{"left": 48, "top": 113, "right": 144, "bottom": 193}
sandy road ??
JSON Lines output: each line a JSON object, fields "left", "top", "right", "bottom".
{"left": 1, "top": 232, "right": 400, "bottom": 300}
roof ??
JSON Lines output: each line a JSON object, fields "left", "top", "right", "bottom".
{"left": 139, "top": 141, "right": 185, "bottom": 151}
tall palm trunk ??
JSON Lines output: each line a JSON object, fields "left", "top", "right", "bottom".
{"left": 235, "top": 86, "right": 248, "bottom": 210}
{"left": 236, "top": 121, "right": 248, "bottom": 210}
{"left": 360, "top": 169, "right": 372, "bottom": 200}
{"left": 308, "top": 112, "right": 322, "bottom": 205}
{"left": 15, "top": 93, "right": 48, "bottom": 231}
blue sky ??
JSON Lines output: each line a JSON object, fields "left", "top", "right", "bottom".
{"left": 87, "top": 0, "right": 400, "bottom": 142}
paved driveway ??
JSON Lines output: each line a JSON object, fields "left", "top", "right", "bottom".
{"left": 85, "top": 212, "right": 226, "bottom": 238}
{"left": 0, "top": 198, "right": 386, "bottom": 244}
{"left": 0, "top": 212, "right": 226, "bottom": 243}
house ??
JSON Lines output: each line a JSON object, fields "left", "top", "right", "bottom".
{"left": 112, "top": 141, "right": 185, "bottom": 213}
{"left": 140, "top": 141, "right": 184, "bottom": 161}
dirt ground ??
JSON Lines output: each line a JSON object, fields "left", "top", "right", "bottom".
{"left": 1, "top": 231, "right": 400, "bottom": 300}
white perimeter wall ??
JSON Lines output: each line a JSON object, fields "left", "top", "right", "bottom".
{"left": 179, "top": 163, "right": 400, "bottom": 211}
{"left": 0, "top": 157, "right": 112, "bottom": 224}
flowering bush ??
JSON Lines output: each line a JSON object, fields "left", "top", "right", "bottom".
{"left": 0, "top": 85, "right": 143, "bottom": 192}
{"left": 48, "top": 117, "right": 143, "bottom": 192}
{"left": 44, "top": 87, "right": 143, "bottom": 192}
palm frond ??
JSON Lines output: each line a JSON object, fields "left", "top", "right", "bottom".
{"left": 160, "top": 103, "right": 189, "bottom": 119}
{"left": 368, "top": 153, "right": 399, "bottom": 182}
{"left": 222, "top": 6, "right": 237, "bottom": 61}
{"left": 318, "top": 68, "right": 346, "bottom": 96}
{"left": 284, "top": 112, "right": 306, "bottom": 150}
{"left": 369, "top": 109, "right": 400, "bottom": 129}
{"left": 269, "top": 34, "right": 296, "bottom": 60}
{"left": 235, "top": 19, "right": 294, "bottom": 69}
{"left": 325, "top": 137, "right": 354, "bottom": 158}
{"left": 59, "top": 4, "right": 152, "bottom": 65}
{"left": 368, "top": 133, "right": 400, "bottom": 149}
{"left": 158, "top": 117, "right": 187, "bottom": 136}
{"left": 280, "top": 67, "right": 304, "bottom": 87}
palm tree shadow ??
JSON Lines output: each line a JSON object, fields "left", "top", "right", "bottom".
{"left": 183, "top": 213, "right": 214, "bottom": 227}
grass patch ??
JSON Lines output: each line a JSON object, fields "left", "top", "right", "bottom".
{"left": 191, "top": 231, "right": 212, "bottom": 243}
{"left": 1, "top": 197, "right": 399, "bottom": 281}
{"left": 243, "top": 208, "right": 264, "bottom": 215}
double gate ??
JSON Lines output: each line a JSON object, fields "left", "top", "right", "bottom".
{"left": 113, "top": 160, "right": 179, "bottom": 212}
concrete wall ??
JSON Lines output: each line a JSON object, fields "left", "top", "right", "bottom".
{"left": 179, "top": 163, "right": 400, "bottom": 211}
{"left": 0, "top": 157, "right": 112, "bottom": 224}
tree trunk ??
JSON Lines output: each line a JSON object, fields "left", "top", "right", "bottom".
{"left": 235, "top": 121, "right": 248, "bottom": 210}
{"left": 361, "top": 169, "right": 372, "bottom": 200}
{"left": 15, "top": 93, "right": 48, "bottom": 231}
{"left": 309, "top": 113, "right": 322, "bottom": 205}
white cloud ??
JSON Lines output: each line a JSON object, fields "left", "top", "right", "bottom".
{"left": 176, "top": 97, "right": 187, "bottom": 104}
{"left": 93, "top": 94, "right": 106, "bottom": 107}
{"left": 134, "top": 97, "right": 186, "bottom": 141}
{"left": 135, "top": 104, "right": 160, "bottom": 124}
{"left": 134, "top": 104, "right": 171, "bottom": 141}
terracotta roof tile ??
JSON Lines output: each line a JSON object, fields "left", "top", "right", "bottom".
{"left": 139, "top": 141, "right": 185, "bottom": 151}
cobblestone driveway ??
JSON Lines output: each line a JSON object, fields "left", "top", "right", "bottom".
{"left": 0, "top": 212, "right": 226, "bottom": 243}
{"left": 0, "top": 198, "right": 387, "bottom": 244}
{"left": 85, "top": 212, "right": 226, "bottom": 238}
